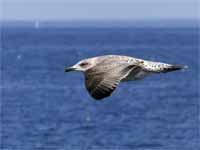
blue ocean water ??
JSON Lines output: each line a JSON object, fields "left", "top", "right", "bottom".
{"left": 1, "top": 26, "right": 199, "bottom": 150}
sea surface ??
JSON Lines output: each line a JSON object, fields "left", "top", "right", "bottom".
{"left": 1, "top": 25, "right": 199, "bottom": 150}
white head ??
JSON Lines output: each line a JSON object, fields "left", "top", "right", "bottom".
{"left": 65, "top": 57, "right": 97, "bottom": 72}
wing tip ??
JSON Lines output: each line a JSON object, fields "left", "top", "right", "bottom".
{"left": 162, "top": 65, "right": 188, "bottom": 73}
{"left": 172, "top": 65, "right": 188, "bottom": 70}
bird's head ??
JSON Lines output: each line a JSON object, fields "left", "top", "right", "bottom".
{"left": 65, "top": 58, "right": 97, "bottom": 72}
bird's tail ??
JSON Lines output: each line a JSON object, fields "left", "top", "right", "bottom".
{"left": 142, "top": 60, "right": 188, "bottom": 73}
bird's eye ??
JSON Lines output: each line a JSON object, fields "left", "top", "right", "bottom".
{"left": 80, "top": 62, "right": 89, "bottom": 67}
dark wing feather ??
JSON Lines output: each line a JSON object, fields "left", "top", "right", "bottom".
{"left": 85, "top": 63, "right": 135, "bottom": 100}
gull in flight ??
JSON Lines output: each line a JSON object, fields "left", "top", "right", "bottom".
{"left": 65, "top": 55, "right": 187, "bottom": 100}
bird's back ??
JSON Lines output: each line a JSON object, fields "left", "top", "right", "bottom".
{"left": 94, "top": 55, "right": 186, "bottom": 82}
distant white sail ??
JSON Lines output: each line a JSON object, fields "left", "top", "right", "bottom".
{"left": 35, "top": 21, "right": 40, "bottom": 29}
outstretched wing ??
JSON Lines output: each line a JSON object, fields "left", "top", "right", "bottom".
{"left": 85, "top": 63, "right": 135, "bottom": 100}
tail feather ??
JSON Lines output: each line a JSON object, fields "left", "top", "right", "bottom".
{"left": 141, "top": 60, "right": 187, "bottom": 73}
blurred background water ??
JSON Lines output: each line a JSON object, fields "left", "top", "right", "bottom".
{"left": 1, "top": 25, "right": 199, "bottom": 150}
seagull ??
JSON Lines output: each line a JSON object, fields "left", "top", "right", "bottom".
{"left": 64, "top": 55, "right": 187, "bottom": 100}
